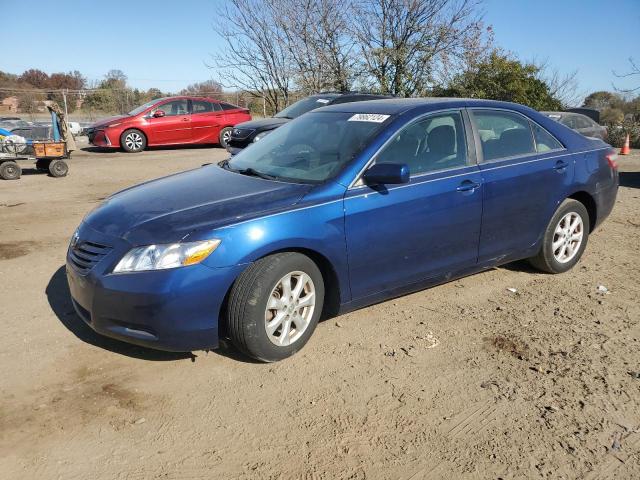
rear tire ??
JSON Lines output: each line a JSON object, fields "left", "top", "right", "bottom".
{"left": 48, "top": 159, "right": 68, "bottom": 177}
{"left": 226, "top": 252, "right": 325, "bottom": 362}
{"left": 0, "top": 161, "right": 21, "bottom": 180}
{"left": 529, "top": 199, "right": 590, "bottom": 274}
{"left": 120, "top": 129, "right": 147, "bottom": 153}
{"left": 219, "top": 127, "right": 232, "bottom": 148}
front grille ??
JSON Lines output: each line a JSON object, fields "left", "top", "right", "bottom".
{"left": 69, "top": 240, "right": 111, "bottom": 274}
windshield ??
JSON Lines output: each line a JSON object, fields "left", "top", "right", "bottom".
{"left": 275, "top": 96, "right": 337, "bottom": 119}
{"left": 226, "top": 111, "right": 392, "bottom": 183}
{"left": 128, "top": 98, "right": 165, "bottom": 116}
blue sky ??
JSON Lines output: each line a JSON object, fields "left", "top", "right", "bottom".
{"left": 1, "top": 0, "right": 638, "bottom": 98}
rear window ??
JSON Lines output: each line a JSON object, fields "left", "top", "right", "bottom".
{"left": 473, "top": 110, "right": 535, "bottom": 161}
{"left": 220, "top": 103, "right": 240, "bottom": 111}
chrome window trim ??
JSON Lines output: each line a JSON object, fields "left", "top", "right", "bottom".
{"left": 348, "top": 108, "right": 470, "bottom": 189}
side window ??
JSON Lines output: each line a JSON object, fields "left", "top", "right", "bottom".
{"left": 560, "top": 115, "right": 577, "bottom": 129}
{"left": 220, "top": 102, "right": 239, "bottom": 111}
{"left": 473, "top": 110, "right": 535, "bottom": 161}
{"left": 376, "top": 111, "right": 467, "bottom": 175}
{"left": 152, "top": 99, "right": 188, "bottom": 117}
{"left": 192, "top": 100, "right": 213, "bottom": 114}
{"left": 211, "top": 102, "right": 223, "bottom": 111}
{"left": 575, "top": 116, "right": 593, "bottom": 129}
{"left": 531, "top": 122, "right": 564, "bottom": 152}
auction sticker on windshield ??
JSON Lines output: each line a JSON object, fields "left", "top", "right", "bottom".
{"left": 348, "top": 113, "right": 390, "bottom": 123}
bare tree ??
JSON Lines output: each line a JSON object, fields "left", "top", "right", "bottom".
{"left": 533, "top": 58, "right": 582, "bottom": 107}
{"left": 274, "top": 0, "right": 358, "bottom": 93}
{"left": 212, "top": 0, "right": 294, "bottom": 112}
{"left": 351, "top": 0, "right": 486, "bottom": 97}
{"left": 613, "top": 57, "right": 640, "bottom": 93}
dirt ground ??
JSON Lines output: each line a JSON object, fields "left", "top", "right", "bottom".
{"left": 1, "top": 142, "right": 639, "bottom": 480}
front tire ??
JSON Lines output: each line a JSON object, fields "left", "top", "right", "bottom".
{"left": 120, "top": 129, "right": 147, "bottom": 153}
{"left": 226, "top": 252, "right": 325, "bottom": 362}
{"left": 529, "top": 199, "right": 590, "bottom": 273}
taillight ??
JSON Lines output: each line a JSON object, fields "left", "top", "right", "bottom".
{"left": 606, "top": 152, "right": 618, "bottom": 170}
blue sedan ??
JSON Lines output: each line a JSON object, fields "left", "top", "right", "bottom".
{"left": 66, "top": 98, "right": 619, "bottom": 361}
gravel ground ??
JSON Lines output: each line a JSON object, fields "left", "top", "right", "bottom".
{"left": 1, "top": 143, "right": 639, "bottom": 479}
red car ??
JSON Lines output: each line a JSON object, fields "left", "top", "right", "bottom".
{"left": 86, "top": 96, "right": 252, "bottom": 152}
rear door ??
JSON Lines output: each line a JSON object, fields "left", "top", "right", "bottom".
{"left": 146, "top": 99, "right": 191, "bottom": 145}
{"left": 190, "top": 99, "right": 225, "bottom": 143}
{"left": 470, "top": 109, "right": 573, "bottom": 263}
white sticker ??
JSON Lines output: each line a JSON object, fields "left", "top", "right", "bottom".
{"left": 348, "top": 113, "right": 390, "bottom": 123}
{"left": 316, "top": 98, "right": 330, "bottom": 104}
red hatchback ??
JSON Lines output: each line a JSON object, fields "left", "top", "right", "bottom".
{"left": 86, "top": 96, "right": 252, "bottom": 152}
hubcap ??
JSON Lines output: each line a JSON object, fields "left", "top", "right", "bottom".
{"left": 552, "top": 212, "right": 584, "bottom": 263}
{"left": 222, "top": 130, "right": 231, "bottom": 144}
{"left": 125, "top": 132, "right": 143, "bottom": 150}
{"left": 264, "top": 271, "right": 315, "bottom": 346}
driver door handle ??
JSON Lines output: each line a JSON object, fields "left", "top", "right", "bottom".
{"left": 456, "top": 180, "right": 481, "bottom": 193}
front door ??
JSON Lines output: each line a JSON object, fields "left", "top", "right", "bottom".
{"left": 344, "top": 110, "right": 483, "bottom": 300}
{"left": 146, "top": 99, "right": 191, "bottom": 145}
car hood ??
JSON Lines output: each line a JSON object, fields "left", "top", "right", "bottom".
{"left": 90, "top": 115, "right": 131, "bottom": 128}
{"left": 234, "top": 117, "right": 289, "bottom": 132}
{"left": 84, "top": 165, "right": 312, "bottom": 244}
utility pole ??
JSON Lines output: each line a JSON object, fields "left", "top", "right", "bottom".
{"left": 62, "top": 89, "right": 69, "bottom": 118}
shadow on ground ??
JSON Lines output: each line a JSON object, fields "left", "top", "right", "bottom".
{"left": 46, "top": 265, "right": 254, "bottom": 363}
{"left": 81, "top": 144, "right": 224, "bottom": 154}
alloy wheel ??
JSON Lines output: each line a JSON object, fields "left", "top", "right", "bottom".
{"left": 264, "top": 271, "right": 316, "bottom": 346}
{"left": 125, "top": 132, "right": 143, "bottom": 151}
{"left": 552, "top": 212, "right": 584, "bottom": 263}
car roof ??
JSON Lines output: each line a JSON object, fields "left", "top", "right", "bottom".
{"left": 316, "top": 97, "right": 529, "bottom": 115}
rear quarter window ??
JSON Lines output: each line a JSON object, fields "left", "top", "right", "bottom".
{"left": 531, "top": 122, "right": 564, "bottom": 152}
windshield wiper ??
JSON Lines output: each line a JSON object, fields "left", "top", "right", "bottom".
{"left": 237, "top": 167, "right": 278, "bottom": 180}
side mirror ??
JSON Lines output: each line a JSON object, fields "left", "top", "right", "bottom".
{"left": 363, "top": 163, "right": 410, "bottom": 185}
{"left": 153, "top": 110, "right": 166, "bottom": 118}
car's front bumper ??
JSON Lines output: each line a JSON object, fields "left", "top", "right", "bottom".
{"left": 66, "top": 223, "right": 244, "bottom": 352}
{"left": 88, "top": 129, "right": 115, "bottom": 148}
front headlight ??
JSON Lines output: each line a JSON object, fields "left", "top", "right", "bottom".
{"left": 252, "top": 130, "right": 271, "bottom": 142}
{"left": 113, "top": 240, "right": 221, "bottom": 273}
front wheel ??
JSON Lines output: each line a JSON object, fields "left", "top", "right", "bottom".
{"left": 226, "top": 252, "right": 325, "bottom": 362}
{"left": 120, "top": 129, "right": 147, "bottom": 153}
{"left": 219, "top": 127, "right": 232, "bottom": 148}
{"left": 529, "top": 199, "right": 590, "bottom": 273}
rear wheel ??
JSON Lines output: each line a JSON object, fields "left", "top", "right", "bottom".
{"left": 48, "top": 159, "right": 69, "bottom": 178}
{"left": 120, "top": 129, "right": 147, "bottom": 153}
{"left": 0, "top": 161, "right": 21, "bottom": 180}
{"left": 219, "top": 127, "right": 232, "bottom": 148}
{"left": 529, "top": 199, "right": 590, "bottom": 273}
{"left": 226, "top": 252, "right": 325, "bottom": 362}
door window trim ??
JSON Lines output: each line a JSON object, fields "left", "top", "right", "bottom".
{"left": 349, "top": 108, "right": 474, "bottom": 189}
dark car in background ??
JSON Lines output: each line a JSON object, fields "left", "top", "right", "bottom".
{"left": 85, "top": 96, "right": 252, "bottom": 152}
{"left": 543, "top": 111, "right": 607, "bottom": 140}
{"left": 226, "top": 92, "right": 389, "bottom": 154}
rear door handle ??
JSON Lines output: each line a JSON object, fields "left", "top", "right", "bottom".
{"left": 456, "top": 180, "right": 481, "bottom": 192}
{"left": 554, "top": 160, "right": 568, "bottom": 172}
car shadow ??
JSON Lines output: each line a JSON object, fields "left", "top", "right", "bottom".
{"left": 619, "top": 171, "right": 640, "bottom": 189}
{"left": 46, "top": 266, "right": 255, "bottom": 363}
{"left": 80, "top": 144, "right": 224, "bottom": 154}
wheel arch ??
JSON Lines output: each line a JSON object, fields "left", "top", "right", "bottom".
{"left": 217, "top": 246, "right": 342, "bottom": 336}
{"left": 567, "top": 190, "right": 597, "bottom": 232}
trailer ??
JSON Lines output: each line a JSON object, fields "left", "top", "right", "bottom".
{"left": 0, "top": 104, "right": 73, "bottom": 180}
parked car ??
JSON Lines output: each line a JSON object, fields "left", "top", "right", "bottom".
{"left": 226, "top": 92, "right": 389, "bottom": 155}
{"left": 67, "top": 98, "right": 618, "bottom": 361}
{"left": 85, "top": 96, "right": 251, "bottom": 152}
{"left": 0, "top": 118, "right": 31, "bottom": 132}
{"left": 543, "top": 111, "right": 607, "bottom": 140}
